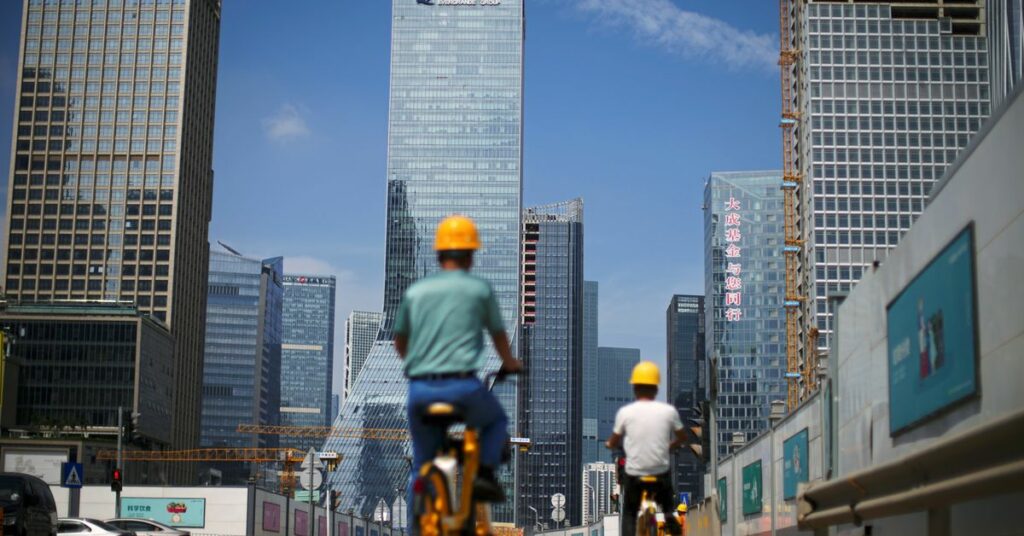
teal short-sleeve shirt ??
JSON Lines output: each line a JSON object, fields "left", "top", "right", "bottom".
{"left": 393, "top": 270, "right": 506, "bottom": 377}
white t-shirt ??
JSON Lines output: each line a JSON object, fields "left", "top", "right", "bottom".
{"left": 613, "top": 399, "right": 684, "bottom": 476}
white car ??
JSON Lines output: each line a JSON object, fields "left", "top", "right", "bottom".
{"left": 105, "top": 519, "right": 190, "bottom": 536}
{"left": 57, "top": 518, "right": 133, "bottom": 536}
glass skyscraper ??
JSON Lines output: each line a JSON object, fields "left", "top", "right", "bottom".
{"left": 281, "top": 274, "right": 336, "bottom": 452}
{"left": 517, "top": 199, "right": 584, "bottom": 527}
{"left": 990, "top": 0, "right": 1024, "bottom": 106}
{"left": 582, "top": 280, "right": 600, "bottom": 464}
{"left": 200, "top": 248, "right": 283, "bottom": 482}
{"left": 595, "top": 347, "right": 640, "bottom": 462}
{"left": 665, "top": 294, "right": 705, "bottom": 499}
{"left": 3, "top": 0, "right": 221, "bottom": 481}
{"left": 344, "top": 310, "right": 381, "bottom": 401}
{"left": 798, "top": 1, "right": 990, "bottom": 357}
{"left": 704, "top": 171, "right": 786, "bottom": 456}
{"left": 324, "top": 0, "right": 524, "bottom": 520}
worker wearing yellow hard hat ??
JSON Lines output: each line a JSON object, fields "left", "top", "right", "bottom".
{"left": 676, "top": 503, "right": 689, "bottom": 535}
{"left": 395, "top": 215, "right": 523, "bottom": 504}
{"left": 606, "top": 361, "right": 686, "bottom": 536}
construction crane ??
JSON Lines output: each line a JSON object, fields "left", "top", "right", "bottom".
{"left": 236, "top": 424, "right": 408, "bottom": 441}
{"left": 96, "top": 448, "right": 304, "bottom": 462}
{"left": 779, "top": 0, "right": 807, "bottom": 410}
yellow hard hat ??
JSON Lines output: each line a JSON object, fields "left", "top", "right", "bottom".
{"left": 677, "top": 503, "right": 688, "bottom": 513}
{"left": 434, "top": 215, "right": 481, "bottom": 251}
{"left": 630, "top": 361, "right": 660, "bottom": 386}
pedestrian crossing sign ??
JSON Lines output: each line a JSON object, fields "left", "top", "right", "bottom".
{"left": 61, "top": 462, "right": 84, "bottom": 489}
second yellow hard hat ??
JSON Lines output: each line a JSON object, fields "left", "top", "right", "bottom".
{"left": 434, "top": 215, "right": 481, "bottom": 251}
{"left": 630, "top": 361, "right": 661, "bottom": 386}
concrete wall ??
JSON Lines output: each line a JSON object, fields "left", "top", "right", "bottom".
{"left": 533, "top": 514, "right": 618, "bottom": 536}
{"left": 829, "top": 84, "right": 1024, "bottom": 535}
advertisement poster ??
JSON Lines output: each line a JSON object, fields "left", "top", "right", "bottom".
{"left": 263, "top": 502, "right": 281, "bottom": 533}
{"left": 783, "top": 428, "right": 809, "bottom": 500}
{"left": 887, "top": 225, "right": 978, "bottom": 435}
{"left": 2, "top": 448, "right": 67, "bottom": 485}
{"left": 121, "top": 498, "right": 206, "bottom": 528}
{"left": 717, "top": 477, "right": 727, "bottom": 522}
{"left": 318, "top": 516, "right": 326, "bottom": 536}
{"left": 336, "top": 522, "right": 348, "bottom": 536}
{"left": 742, "top": 460, "right": 762, "bottom": 515}
{"left": 294, "top": 510, "right": 309, "bottom": 536}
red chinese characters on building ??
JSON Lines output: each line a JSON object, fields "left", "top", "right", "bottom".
{"left": 723, "top": 196, "right": 743, "bottom": 322}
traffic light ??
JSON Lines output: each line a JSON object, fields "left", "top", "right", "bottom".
{"left": 686, "top": 401, "right": 711, "bottom": 464}
{"left": 111, "top": 468, "right": 123, "bottom": 492}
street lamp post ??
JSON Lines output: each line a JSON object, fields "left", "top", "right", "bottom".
{"left": 583, "top": 483, "right": 597, "bottom": 524}
{"left": 527, "top": 505, "right": 541, "bottom": 532}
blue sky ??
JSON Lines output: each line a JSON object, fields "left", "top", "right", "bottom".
{"left": 0, "top": 1, "right": 781, "bottom": 392}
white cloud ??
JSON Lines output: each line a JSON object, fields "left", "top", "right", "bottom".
{"left": 261, "top": 103, "right": 311, "bottom": 143}
{"left": 573, "top": 0, "right": 777, "bottom": 70}
{"left": 285, "top": 255, "right": 344, "bottom": 277}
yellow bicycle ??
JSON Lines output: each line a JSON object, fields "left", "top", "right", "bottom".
{"left": 635, "top": 476, "right": 663, "bottom": 536}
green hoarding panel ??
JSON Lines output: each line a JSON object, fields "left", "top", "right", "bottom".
{"left": 742, "top": 460, "right": 762, "bottom": 515}
{"left": 717, "top": 477, "right": 727, "bottom": 522}
{"left": 783, "top": 428, "right": 809, "bottom": 500}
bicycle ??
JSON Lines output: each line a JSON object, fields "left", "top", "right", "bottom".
{"left": 412, "top": 371, "right": 524, "bottom": 536}
{"left": 634, "top": 475, "right": 663, "bottom": 536}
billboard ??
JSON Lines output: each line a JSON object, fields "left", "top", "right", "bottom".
{"left": 783, "top": 428, "right": 809, "bottom": 500}
{"left": 887, "top": 224, "right": 978, "bottom": 435}
{"left": 717, "top": 477, "right": 727, "bottom": 522}
{"left": 741, "top": 460, "right": 762, "bottom": 515}
{"left": 1, "top": 448, "right": 67, "bottom": 485}
{"left": 122, "top": 498, "right": 206, "bottom": 528}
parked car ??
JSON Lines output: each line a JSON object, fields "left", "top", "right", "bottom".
{"left": 56, "top": 519, "right": 132, "bottom": 536}
{"left": 104, "top": 520, "right": 188, "bottom": 536}
{"left": 0, "top": 472, "right": 57, "bottom": 536}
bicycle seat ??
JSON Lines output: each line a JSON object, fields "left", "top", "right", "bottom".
{"left": 637, "top": 475, "right": 661, "bottom": 490}
{"left": 421, "top": 402, "right": 465, "bottom": 427}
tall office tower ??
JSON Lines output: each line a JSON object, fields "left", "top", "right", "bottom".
{"left": 517, "top": 199, "right": 584, "bottom": 527}
{"left": 581, "top": 462, "right": 618, "bottom": 525}
{"left": 796, "top": 1, "right": 990, "bottom": 362}
{"left": 200, "top": 247, "right": 283, "bottom": 483}
{"left": 595, "top": 347, "right": 641, "bottom": 462}
{"left": 343, "top": 310, "right": 381, "bottom": 401}
{"left": 280, "top": 274, "right": 336, "bottom": 451}
{"left": 323, "top": 0, "right": 524, "bottom": 520}
{"left": 665, "top": 294, "right": 705, "bottom": 500}
{"left": 704, "top": 171, "right": 787, "bottom": 455}
{"left": 582, "top": 281, "right": 600, "bottom": 463}
{"left": 2, "top": 0, "right": 221, "bottom": 477}
{"left": 990, "top": 0, "right": 1024, "bottom": 105}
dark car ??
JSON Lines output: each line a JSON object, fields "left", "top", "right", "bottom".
{"left": 0, "top": 472, "right": 58, "bottom": 536}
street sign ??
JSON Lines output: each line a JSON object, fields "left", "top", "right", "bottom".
{"left": 678, "top": 492, "right": 690, "bottom": 507}
{"left": 550, "top": 493, "right": 565, "bottom": 508}
{"left": 299, "top": 469, "right": 324, "bottom": 490}
{"left": 294, "top": 491, "right": 320, "bottom": 502}
{"left": 318, "top": 452, "right": 339, "bottom": 460}
{"left": 550, "top": 508, "right": 565, "bottom": 523}
{"left": 61, "top": 462, "right": 83, "bottom": 489}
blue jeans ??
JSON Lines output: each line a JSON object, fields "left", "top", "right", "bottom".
{"left": 407, "top": 377, "right": 508, "bottom": 516}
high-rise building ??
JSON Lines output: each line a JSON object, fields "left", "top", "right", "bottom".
{"left": 582, "top": 281, "right": 600, "bottom": 463}
{"left": 343, "top": 310, "right": 381, "bottom": 401}
{"left": 704, "top": 171, "right": 787, "bottom": 456}
{"left": 595, "top": 347, "right": 640, "bottom": 463}
{"left": 2, "top": 0, "right": 222, "bottom": 478}
{"left": 666, "top": 294, "right": 705, "bottom": 500}
{"left": 990, "top": 0, "right": 1024, "bottom": 106}
{"left": 581, "top": 462, "right": 618, "bottom": 525}
{"left": 280, "top": 274, "right": 336, "bottom": 451}
{"left": 793, "top": 1, "right": 991, "bottom": 366}
{"left": 517, "top": 199, "right": 584, "bottom": 527}
{"left": 323, "top": 0, "right": 524, "bottom": 520}
{"left": 200, "top": 247, "right": 283, "bottom": 482}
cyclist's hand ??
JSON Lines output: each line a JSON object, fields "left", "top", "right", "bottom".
{"left": 499, "top": 359, "right": 524, "bottom": 375}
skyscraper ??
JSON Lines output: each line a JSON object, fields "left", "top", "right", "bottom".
{"left": 324, "top": 0, "right": 524, "bottom": 520}
{"left": 666, "top": 294, "right": 705, "bottom": 500}
{"left": 200, "top": 247, "right": 283, "bottom": 482}
{"left": 582, "top": 281, "right": 600, "bottom": 463}
{"left": 704, "top": 171, "right": 786, "bottom": 456}
{"left": 581, "top": 462, "right": 618, "bottom": 525}
{"left": 794, "top": 1, "right": 991, "bottom": 364}
{"left": 517, "top": 199, "right": 584, "bottom": 527}
{"left": 990, "top": 0, "right": 1024, "bottom": 106}
{"left": 280, "top": 274, "right": 336, "bottom": 451}
{"left": 595, "top": 347, "right": 640, "bottom": 463}
{"left": 2, "top": 0, "right": 222, "bottom": 478}
{"left": 344, "top": 310, "right": 381, "bottom": 401}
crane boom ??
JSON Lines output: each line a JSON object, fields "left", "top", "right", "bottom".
{"left": 95, "top": 448, "right": 302, "bottom": 462}
{"left": 237, "top": 424, "right": 409, "bottom": 441}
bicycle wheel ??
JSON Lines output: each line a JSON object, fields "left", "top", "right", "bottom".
{"left": 414, "top": 467, "right": 451, "bottom": 536}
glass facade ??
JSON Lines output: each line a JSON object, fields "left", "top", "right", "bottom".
{"left": 802, "top": 2, "right": 990, "bottom": 350}
{"left": 517, "top": 200, "right": 584, "bottom": 527}
{"left": 595, "top": 347, "right": 640, "bottom": 462}
{"left": 343, "top": 310, "right": 381, "bottom": 401}
{"left": 281, "top": 274, "right": 336, "bottom": 452}
{"left": 324, "top": 0, "right": 524, "bottom": 521}
{"left": 704, "top": 171, "right": 786, "bottom": 456}
{"left": 989, "top": 0, "right": 1024, "bottom": 106}
{"left": 582, "top": 280, "right": 600, "bottom": 464}
{"left": 3, "top": 0, "right": 222, "bottom": 477}
{"left": 581, "top": 462, "right": 617, "bottom": 525}
{"left": 200, "top": 249, "right": 283, "bottom": 483}
{"left": 666, "top": 294, "right": 705, "bottom": 499}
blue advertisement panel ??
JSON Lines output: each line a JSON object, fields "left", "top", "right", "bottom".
{"left": 122, "top": 498, "right": 206, "bottom": 528}
{"left": 782, "top": 428, "right": 809, "bottom": 500}
{"left": 887, "top": 225, "right": 978, "bottom": 435}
